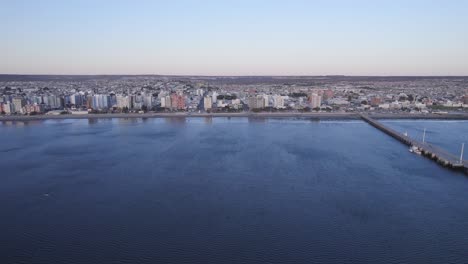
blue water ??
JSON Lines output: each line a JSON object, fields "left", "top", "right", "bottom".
{"left": 382, "top": 120, "right": 468, "bottom": 155}
{"left": 1, "top": 118, "right": 468, "bottom": 264}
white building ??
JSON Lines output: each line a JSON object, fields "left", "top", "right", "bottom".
{"left": 263, "top": 95, "right": 270, "bottom": 107}
{"left": 217, "top": 100, "right": 227, "bottom": 108}
{"left": 164, "top": 95, "right": 172, "bottom": 109}
{"left": 273, "top": 95, "right": 284, "bottom": 109}
{"left": 116, "top": 95, "right": 130, "bottom": 108}
{"left": 144, "top": 95, "right": 153, "bottom": 108}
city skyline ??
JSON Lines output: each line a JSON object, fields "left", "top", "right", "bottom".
{"left": 2, "top": 0, "right": 468, "bottom": 76}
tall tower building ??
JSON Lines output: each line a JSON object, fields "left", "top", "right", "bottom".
{"left": 309, "top": 93, "right": 322, "bottom": 109}
{"left": 204, "top": 96, "right": 212, "bottom": 110}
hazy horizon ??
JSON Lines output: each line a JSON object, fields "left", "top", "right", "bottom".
{"left": 3, "top": 0, "right": 468, "bottom": 76}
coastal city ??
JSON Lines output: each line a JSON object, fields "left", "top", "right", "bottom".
{"left": 0, "top": 75, "right": 467, "bottom": 116}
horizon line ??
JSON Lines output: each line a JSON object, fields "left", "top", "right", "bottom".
{"left": 1, "top": 73, "right": 468, "bottom": 78}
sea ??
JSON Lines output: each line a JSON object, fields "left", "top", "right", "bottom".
{"left": 1, "top": 117, "right": 467, "bottom": 264}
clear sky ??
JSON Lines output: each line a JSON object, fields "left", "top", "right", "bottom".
{"left": 2, "top": 0, "right": 468, "bottom": 76}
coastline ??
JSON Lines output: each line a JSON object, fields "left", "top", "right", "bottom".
{"left": 1, "top": 112, "right": 468, "bottom": 122}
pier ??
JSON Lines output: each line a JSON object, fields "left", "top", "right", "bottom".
{"left": 360, "top": 114, "right": 468, "bottom": 174}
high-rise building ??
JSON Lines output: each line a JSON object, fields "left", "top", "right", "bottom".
{"left": 86, "top": 95, "right": 93, "bottom": 109}
{"left": 144, "top": 95, "right": 153, "bottom": 108}
{"left": 273, "top": 95, "right": 284, "bottom": 109}
{"left": 248, "top": 95, "right": 265, "bottom": 110}
{"left": 309, "top": 93, "right": 322, "bottom": 109}
{"left": 116, "top": 95, "right": 130, "bottom": 108}
{"left": 164, "top": 95, "right": 172, "bottom": 109}
{"left": 248, "top": 97, "right": 257, "bottom": 110}
{"left": 256, "top": 95, "right": 265, "bottom": 109}
{"left": 69, "top": 93, "right": 84, "bottom": 107}
{"left": 263, "top": 95, "right": 270, "bottom": 107}
{"left": 2, "top": 102, "right": 12, "bottom": 114}
{"left": 204, "top": 96, "right": 212, "bottom": 110}
{"left": 12, "top": 98, "right": 26, "bottom": 114}
{"left": 171, "top": 93, "right": 186, "bottom": 110}
{"left": 0, "top": 102, "right": 11, "bottom": 114}
{"left": 92, "top": 94, "right": 110, "bottom": 109}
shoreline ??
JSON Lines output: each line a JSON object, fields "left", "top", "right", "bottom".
{"left": 1, "top": 112, "right": 468, "bottom": 122}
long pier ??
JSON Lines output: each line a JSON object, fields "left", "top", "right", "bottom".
{"left": 360, "top": 114, "right": 468, "bottom": 174}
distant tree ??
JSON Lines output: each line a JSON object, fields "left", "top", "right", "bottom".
{"left": 408, "top": 94, "right": 414, "bottom": 101}
{"left": 141, "top": 105, "right": 148, "bottom": 112}
{"left": 361, "top": 100, "right": 368, "bottom": 105}
{"left": 1, "top": 111, "right": 5, "bottom": 115}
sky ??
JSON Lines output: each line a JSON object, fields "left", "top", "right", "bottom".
{"left": 1, "top": 0, "right": 468, "bottom": 76}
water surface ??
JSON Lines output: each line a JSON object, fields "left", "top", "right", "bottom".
{"left": 1, "top": 118, "right": 467, "bottom": 264}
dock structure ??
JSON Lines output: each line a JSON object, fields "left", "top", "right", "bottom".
{"left": 360, "top": 114, "right": 468, "bottom": 174}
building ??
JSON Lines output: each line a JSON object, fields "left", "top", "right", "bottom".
{"left": 231, "top": 99, "right": 241, "bottom": 109}
{"left": 170, "top": 93, "right": 185, "bottom": 110}
{"left": 463, "top": 95, "right": 468, "bottom": 105}
{"left": 309, "top": 93, "right": 322, "bottom": 109}
{"left": 92, "top": 94, "right": 110, "bottom": 109}
{"left": 256, "top": 95, "right": 265, "bottom": 109}
{"left": 12, "top": 98, "right": 26, "bottom": 114}
{"left": 86, "top": 95, "right": 93, "bottom": 109}
{"left": 43, "top": 95, "right": 62, "bottom": 109}
{"left": 248, "top": 95, "right": 266, "bottom": 110}
{"left": 204, "top": 96, "right": 212, "bottom": 110}
{"left": 116, "top": 95, "right": 130, "bottom": 109}
{"left": 0, "top": 102, "right": 12, "bottom": 114}
{"left": 163, "top": 95, "right": 172, "bottom": 109}
{"left": 144, "top": 95, "right": 153, "bottom": 108}
{"left": 263, "top": 95, "right": 270, "bottom": 107}
{"left": 273, "top": 95, "right": 285, "bottom": 109}
{"left": 23, "top": 104, "right": 42, "bottom": 114}
{"left": 69, "top": 93, "right": 83, "bottom": 107}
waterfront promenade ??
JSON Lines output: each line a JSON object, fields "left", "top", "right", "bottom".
{"left": 1, "top": 112, "right": 468, "bottom": 122}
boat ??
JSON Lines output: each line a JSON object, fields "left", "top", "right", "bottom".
{"left": 409, "top": 145, "right": 422, "bottom": 155}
